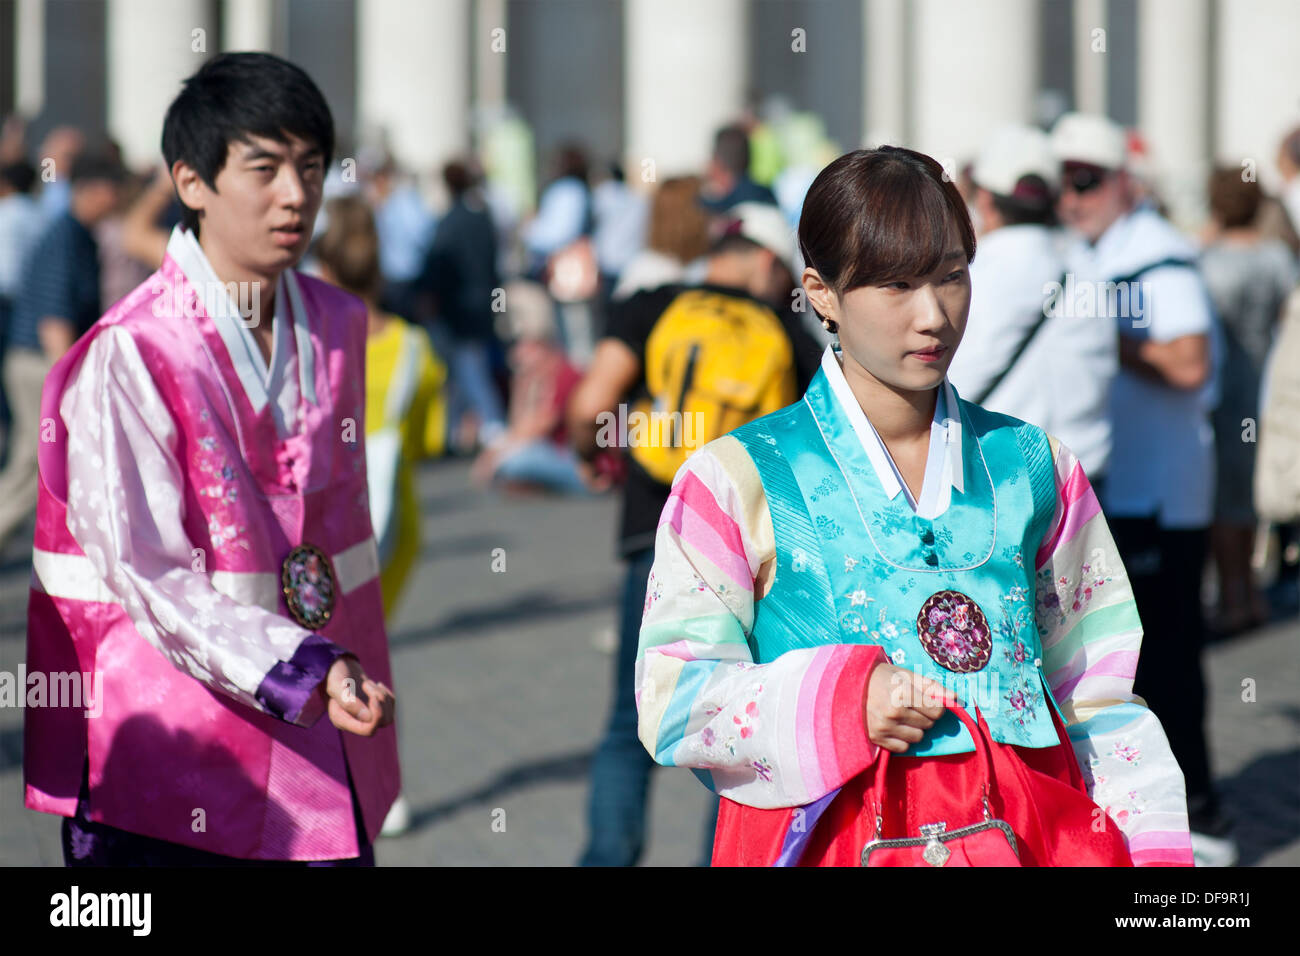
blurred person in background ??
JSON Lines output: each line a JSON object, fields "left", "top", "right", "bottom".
{"left": 316, "top": 194, "right": 447, "bottom": 616}
{"left": 0, "top": 160, "right": 44, "bottom": 459}
{"left": 1276, "top": 126, "right": 1300, "bottom": 239}
{"left": 567, "top": 202, "right": 819, "bottom": 866}
{"left": 362, "top": 149, "right": 437, "bottom": 322}
{"left": 611, "top": 175, "right": 711, "bottom": 301}
{"left": 420, "top": 158, "right": 506, "bottom": 452}
{"left": 1254, "top": 285, "right": 1300, "bottom": 607}
{"left": 522, "top": 142, "right": 591, "bottom": 278}
{"left": 94, "top": 157, "right": 155, "bottom": 308}
{"left": 700, "top": 124, "right": 777, "bottom": 213}
{"left": 0, "top": 144, "right": 126, "bottom": 551}
{"left": 0, "top": 114, "right": 29, "bottom": 164}
{"left": 35, "top": 126, "right": 86, "bottom": 220}
{"left": 590, "top": 161, "right": 648, "bottom": 307}
{"left": 1052, "top": 111, "right": 1231, "bottom": 867}
{"left": 317, "top": 194, "right": 447, "bottom": 841}
{"left": 121, "top": 166, "right": 184, "bottom": 270}
{"left": 1199, "top": 167, "right": 1299, "bottom": 634}
{"left": 947, "top": 125, "right": 1116, "bottom": 490}
{"left": 471, "top": 279, "right": 612, "bottom": 495}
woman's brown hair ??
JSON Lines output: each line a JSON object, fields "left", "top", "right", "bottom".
{"left": 316, "top": 195, "right": 384, "bottom": 302}
{"left": 647, "top": 176, "right": 711, "bottom": 264}
{"left": 798, "top": 146, "right": 976, "bottom": 305}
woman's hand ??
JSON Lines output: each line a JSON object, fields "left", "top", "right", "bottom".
{"left": 863, "top": 661, "right": 956, "bottom": 753}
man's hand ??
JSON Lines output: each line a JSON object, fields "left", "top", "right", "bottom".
{"left": 325, "top": 656, "right": 395, "bottom": 737}
{"left": 864, "top": 662, "right": 956, "bottom": 753}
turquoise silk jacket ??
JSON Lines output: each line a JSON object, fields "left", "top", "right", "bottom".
{"left": 730, "top": 364, "right": 1060, "bottom": 756}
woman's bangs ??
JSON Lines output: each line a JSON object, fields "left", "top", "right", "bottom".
{"left": 848, "top": 173, "right": 956, "bottom": 287}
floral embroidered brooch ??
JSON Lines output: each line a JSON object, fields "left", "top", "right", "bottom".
{"left": 916, "top": 590, "right": 992, "bottom": 672}
{"left": 281, "top": 543, "right": 337, "bottom": 630}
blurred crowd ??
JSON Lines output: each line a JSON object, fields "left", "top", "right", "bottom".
{"left": 2, "top": 96, "right": 1299, "bottom": 868}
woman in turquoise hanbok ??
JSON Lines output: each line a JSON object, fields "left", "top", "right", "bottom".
{"left": 634, "top": 146, "right": 1194, "bottom": 866}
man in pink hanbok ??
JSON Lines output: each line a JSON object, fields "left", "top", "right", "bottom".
{"left": 24, "top": 52, "right": 399, "bottom": 865}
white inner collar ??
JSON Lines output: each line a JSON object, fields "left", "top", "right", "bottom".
{"left": 819, "top": 344, "right": 963, "bottom": 519}
{"left": 165, "top": 226, "right": 317, "bottom": 421}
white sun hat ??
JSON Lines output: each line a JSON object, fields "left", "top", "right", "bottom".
{"left": 973, "top": 124, "right": 1061, "bottom": 197}
{"left": 1050, "top": 111, "right": 1128, "bottom": 171}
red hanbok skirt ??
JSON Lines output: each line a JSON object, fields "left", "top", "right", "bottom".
{"left": 712, "top": 701, "right": 1134, "bottom": 867}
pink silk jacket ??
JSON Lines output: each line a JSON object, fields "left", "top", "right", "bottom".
{"left": 24, "top": 245, "right": 400, "bottom": 860}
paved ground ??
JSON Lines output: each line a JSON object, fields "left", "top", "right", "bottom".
{"left": 1, "top": 456, "right": 1296, "bottom": 866}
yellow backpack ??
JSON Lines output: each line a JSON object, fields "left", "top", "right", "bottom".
{"left": 630, "top": 288, "right": 797, "bottom": 484}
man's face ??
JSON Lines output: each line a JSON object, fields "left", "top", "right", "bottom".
{"left": 1057, "top": 162, "right": 1130, "bottom": 242}
{"left": 175, "top": 132, "right": 325, "bottom": 281}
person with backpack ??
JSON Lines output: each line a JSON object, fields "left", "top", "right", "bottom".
{"left": 568, "top": 202, "right": 820, "bottom": 866}
{"left": 1052, "top": 112, "right": 1231, "bottom": 866}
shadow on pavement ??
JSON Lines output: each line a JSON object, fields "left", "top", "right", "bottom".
{"left": 398, "top": 748, "right": 592, "bottom": 833}
{"left": 388, "top": 590, "right": 615, "bottom": 646}
{"left": 1218, "top": 742, "right": 1300, "bottom": 866}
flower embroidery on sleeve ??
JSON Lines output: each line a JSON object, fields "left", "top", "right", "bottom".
{"left": 194, "top": 416, "right": 250, "bottom": 554}
{"left": 643, "top": 571, "right": 663, "bottom": 616}
{"left": 1110, "top": 741, "right": 1142, "bottom": 765}
{"left": 1036, "top": 560, "right": 1115, "bottom": 627}
{"left": 733, "top": 700, "right": 759, "bottom": 739}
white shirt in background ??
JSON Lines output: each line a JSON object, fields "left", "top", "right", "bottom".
{"left": 947, "top": 223, "right": 1115, "bottom": 479}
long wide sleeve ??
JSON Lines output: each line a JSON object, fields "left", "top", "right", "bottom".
{"left": 60, "top": 326, "right": 349, "bottom": 726}
{"left": 636, "top": 437, "right": 888, "bottom": 810}
{"left": 1034, "top": 435, "right": 1195, "bottom": 866}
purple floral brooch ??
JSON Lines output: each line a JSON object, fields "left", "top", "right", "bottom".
{"left": 916, "top": 590, "right": 992, "bottom": 672}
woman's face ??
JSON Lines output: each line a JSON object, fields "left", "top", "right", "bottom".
{"left": 806, "top": 217, "right": 971, "bottom": 394}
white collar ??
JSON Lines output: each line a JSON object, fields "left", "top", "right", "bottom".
{"left": 166, "top": 226, "right": 317, "bottom": 414}
{"left": 819, "top": 345, "right": 963, "bottom": 517}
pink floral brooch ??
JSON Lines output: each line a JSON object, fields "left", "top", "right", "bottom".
{"left": 916, "top": 590, "right": 992, "bottom": 672}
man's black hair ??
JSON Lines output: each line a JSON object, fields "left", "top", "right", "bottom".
{"left": 161, "top": 52, "right": 335, "bottom": 233}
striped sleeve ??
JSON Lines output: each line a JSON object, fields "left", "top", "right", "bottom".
{"left": 635, "top": 436, "right": 887, "bottom": 810}
{"left": 1035, "top": 435, "right": 1194, "bottom": 866}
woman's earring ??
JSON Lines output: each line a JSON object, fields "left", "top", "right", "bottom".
{"left": 822, "top": 318, "right": 839, "bottom": 335}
